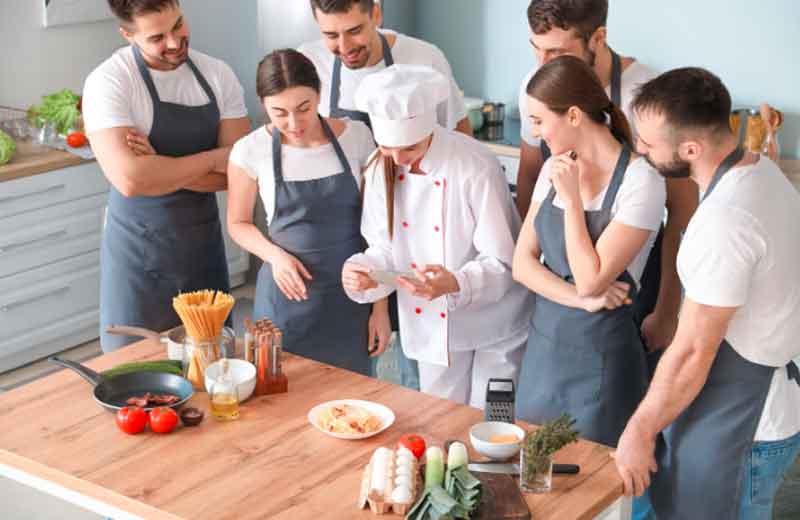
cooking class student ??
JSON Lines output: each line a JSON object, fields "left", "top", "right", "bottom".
{"left": 512, "top": 56, "right": 666, "bottom": 448}
{"left": 226, "top": 49, "right": 377, "bottom": 375}
{"left": 82, "top": 0, "right": 250, "bottom": 352}
{"left": 341, "top": 65, "right": 531, "bottom": 408}
{"left": 298, "top": 0, "right": 471, "bottom": 135}
{"left": 516, "top": 0, "right": 697, "bottom": 363}
{"left": 613, "top": 67, "right": 800, "bottom": 520}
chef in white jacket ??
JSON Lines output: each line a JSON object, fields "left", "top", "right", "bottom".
{"left": 341, "top": 65, "right": 532, "bottom": 408}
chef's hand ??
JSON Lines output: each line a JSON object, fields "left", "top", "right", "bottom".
{"left": 367, "top": 303, "right": 392, "bottom": 357}
{"left": 268, "top": 247, "right": 312, "bottom": 302}
{"left": 397, "top": 265, "right": 459, "bottom": 301}
{"left": 549, "top": 151, "right": 581, "bottom": 209}
{"left": 126, "top": 129, "right": 156, "bottom": 156}
{"left": 613, "top": 420, "right": 658, "bottom": 498}
{"left": 640, "top": 311, "right": 677, "bottom": 352}
{"left": 581, "top": 281, "right": 631, "bottom": 312}
{"left": 342, "top": 262, "right": 377, "bottom": 292}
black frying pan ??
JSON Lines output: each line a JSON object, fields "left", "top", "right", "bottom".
{"left": 49, "top": 356, "right": 194, "bottom": 413}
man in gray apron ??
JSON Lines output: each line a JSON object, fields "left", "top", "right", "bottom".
{"left": 253, "top": 118, "right": 371, "bottom": 375}
{"left": 84, "top": 1, "right": 250, "bottom": 351}
{"left": 518, "top": 1, "right": 696, "bottom": 372}
{"left": 515, "top": 145, "right": 649, "bottom": 448}
{"left": 615, "top": 67, "right": 800, "bottom": 519}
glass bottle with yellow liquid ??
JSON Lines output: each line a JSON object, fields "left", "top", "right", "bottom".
{"left": 209, "top": 358, "right": 239, "bottom": 421}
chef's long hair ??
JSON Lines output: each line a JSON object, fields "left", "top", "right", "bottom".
{"left": 526, "top": 55, "right": 633, "bottom": 148}
{"left": 362, "top": 151, "right": 397, "bottom": 238}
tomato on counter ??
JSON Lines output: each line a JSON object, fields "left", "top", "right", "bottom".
{"left": 398, "top": 433, "right": 426, "bottom": 460}
{"left": 116, "top": 406, "right": 147, "bottom": 435}
{"left": 149, "top": 407, "right": 179, "bottom": 434}
{"left": 66, "top": 131, "right": 87, "bottom": 148}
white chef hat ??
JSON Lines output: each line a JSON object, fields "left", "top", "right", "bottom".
{"left": 354, "top": 64, "right": 449, "bottom": 147}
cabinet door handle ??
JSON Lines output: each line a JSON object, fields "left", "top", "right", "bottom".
{"left": 0, "top": 229, "right": 69, "bottom": 255}
{"left": 1, "top": 285, "right": 71, "bottom": 313}
{"left": 0, "top": 184, "right": 66, "bottom": 205}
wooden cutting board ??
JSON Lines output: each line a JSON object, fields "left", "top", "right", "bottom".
{"left": 473, "top": 471, "right": 531, "bottom": 520}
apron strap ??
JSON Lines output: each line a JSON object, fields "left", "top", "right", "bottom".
{"left": 600, "top": 144, "right": 632, "bottom": 212}
{"left": 330, "top": 32, "right": 393, "bottom": 114}
{"left": 132, "top": 45, "right": 162, "bottom": 104}
{"left": 702, "top": 146, "right": 745, "bottom": 203}
{"left": 271, "top": 116, "right": 353, "bottom": 185}
{"left": 787, "top": 360, "right": 800, "bottom": 386}
{"left": 319, "top": 117, "right": 353, "bottom": 178}
{"left": 610, "top": 49, "right": 622, "bottom": 108}
{"left": 185, "top": 56, "right": 218, "bottom": 107}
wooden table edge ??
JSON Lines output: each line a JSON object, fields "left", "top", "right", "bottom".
{"left": 0, "top": 449, "right": 183, "bottom": 520}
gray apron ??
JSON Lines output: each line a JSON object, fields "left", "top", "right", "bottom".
{"left": 539, "top": 49, "right": 622, "bottom": 163}
{"left": 329, "top": 32, "right": 394, "bottom": 129}
{"left": 515, "top": 144, "right": 649, "bottom": 447}
{"left": 99, "top": 46, "right": 229, "bottom": 352}
{"left": 254, "top": 117, "right": 371, "bottom": 375}
{"left": 650, "top": 147, "right": 800, "bottom": 519}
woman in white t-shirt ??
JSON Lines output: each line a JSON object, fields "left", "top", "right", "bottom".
{"left": 226, "top": 49, "right": 377, "bottom": 374}
{"left": 512, "top": 56, "right": 666, "bottom": 447}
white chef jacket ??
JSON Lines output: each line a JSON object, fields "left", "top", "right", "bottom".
{"left": 345, "top": 127, "right": 532, "bottom": 366}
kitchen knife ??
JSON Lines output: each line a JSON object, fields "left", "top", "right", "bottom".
{"left": 468, "top": 462, "right": 580, "bottom": 475}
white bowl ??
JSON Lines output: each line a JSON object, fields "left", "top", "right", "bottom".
{"left": 205, "top": 359, "right": 256, "bottom": 402}
{"left": 469, "top": 421, "right": 526, "bottom": 461}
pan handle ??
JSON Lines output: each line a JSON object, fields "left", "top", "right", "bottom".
{"left": 105, "top": 325, "right": 164, "bottom": 342}
{"left": 49, "top": 356, "right": 104, "bottom": 387}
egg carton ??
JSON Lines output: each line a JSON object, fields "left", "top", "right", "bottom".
{"left": 358, "top": 447, "right": 422, "bottom": 515}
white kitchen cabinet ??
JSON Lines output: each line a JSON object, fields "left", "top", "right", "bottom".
{"left": 0, "top": 162, "right": 248, "bottom": 373}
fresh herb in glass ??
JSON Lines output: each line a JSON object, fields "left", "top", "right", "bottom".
{"left": 520, "top": 413, "right": 579, "bottom": 493}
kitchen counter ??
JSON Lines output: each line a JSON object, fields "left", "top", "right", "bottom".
{"left": 0, "top": 339, "right": 628, "bottom": 520}
{"left": 0, "top": 139, "right": 90, "bottom": 183}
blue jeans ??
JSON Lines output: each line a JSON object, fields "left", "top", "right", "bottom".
{"left": 740, "top": 430, "right": 800, "bottom": 519}
{"left": 633, "top": 430, "right": 800, "bottom": 519}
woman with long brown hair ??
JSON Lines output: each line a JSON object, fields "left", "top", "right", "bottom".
{"left": 512, "top": 55, "right": 666, "bottom": 446}
{"left": 226, "top": 49, "right": 377, "bottom": 374}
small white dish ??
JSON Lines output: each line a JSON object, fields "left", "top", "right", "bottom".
{"left": 205, "top": 358, "right": 256, "bottom": 402}
{"left": 469, "top": 421, "right": 526, "bottom": 461}
{"left": 308, "top": 399, "right": 395, "bottom": 440}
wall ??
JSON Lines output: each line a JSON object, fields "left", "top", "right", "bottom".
{"left": 413, "top": 0, "right": 800, "bottom": 159}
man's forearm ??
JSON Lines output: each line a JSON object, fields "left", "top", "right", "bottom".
{"left": 186, "top": 172, "right": 228, "bottom": 193}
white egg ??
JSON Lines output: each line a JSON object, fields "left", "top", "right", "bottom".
{"left": 391, "top": 486, "right": 413, "bottom": 504}
{"left": 395, "top": 474, "right": 411, "bottom": 488}
{"left": 395, "top": 465, "right": 413, "bottom": 478}
{"left": 396, "top": 446, "right": 415, "bottom": 459}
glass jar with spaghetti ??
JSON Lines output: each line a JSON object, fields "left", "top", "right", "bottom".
{"left": 182, "top": 327, "right": 235, "bottom": 391}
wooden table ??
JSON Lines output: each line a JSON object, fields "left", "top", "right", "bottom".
{"left": 0, "top": 339, "right": 628, "bottom": 520}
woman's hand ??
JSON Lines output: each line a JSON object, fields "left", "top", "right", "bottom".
{"left": 125, "top": 129, "right": 156, "bottom": 156}
{"left": 342, "top": 262, "right": 378, "bottom": 292}
{"left": 397, "top": 265, "right": 459, "bottom": 301}
{"left": 269, "top": 247, "right": 312, "bottom": 301}
{"left": 367, "top": 303, "right": 392, "bottom": 357}
{"left": 549, "top": 151, "right": 582, "bottom": 209}
{"left": 581, "top": 280, "right": 632, "bottom": 312}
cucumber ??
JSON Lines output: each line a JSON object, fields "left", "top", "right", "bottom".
{"left": 102, "top": 360, "right": 183, "bottom": 379}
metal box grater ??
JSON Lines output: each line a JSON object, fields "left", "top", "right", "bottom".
{"left": 484, "top": 378, "right": 515, "bottom": 423}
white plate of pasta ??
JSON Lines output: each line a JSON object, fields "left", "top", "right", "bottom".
{"left": 308, "top": 399, "right": 395, "bottom": 440}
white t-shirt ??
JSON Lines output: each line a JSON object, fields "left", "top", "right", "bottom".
{"left": 532, "top": 156, "right": 666, "bottom": 285}
{"left": 678, "top": 156, "right": 800, "bottom": 441}
{"left": 82, "top": 46, "right": 247, "bottom": 135}
{"left": 229, "top": 120, "right": 375, "bottom": 225}
{"left": 298, "top": 30, "right": 467, "bottom": 130}
{"left": 519, "top": 60, "right": 658, "bottom": 146}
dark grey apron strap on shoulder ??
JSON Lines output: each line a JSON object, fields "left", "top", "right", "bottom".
{"left": 272, "top": 117, "right": 352, "bottom": 183}
{"left": 330, "top": 32, "right": 394, "bottom": 127}
{"left": 185, "top": 57, "right": 218, "bottom": 106}
{"left": 703, "top": 146, "right": 745, "bottom": 202}
{"left": 132, "top": 45, "right": 161, "bottom": 102}
{"left": 600, "top": 144, "right": 631, "bottom": 211}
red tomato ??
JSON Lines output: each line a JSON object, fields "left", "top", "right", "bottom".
{"left": 398, "top": 434, "right": 426, "bottom": 459}
{"left": 149, "top": 407, "right": 179, "bottom": 434}
{"left": 115, "top": 406, "right": 147, "bottom": 435}
{"left": 66, "top": 132, "right": 87, "bottom": 148}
